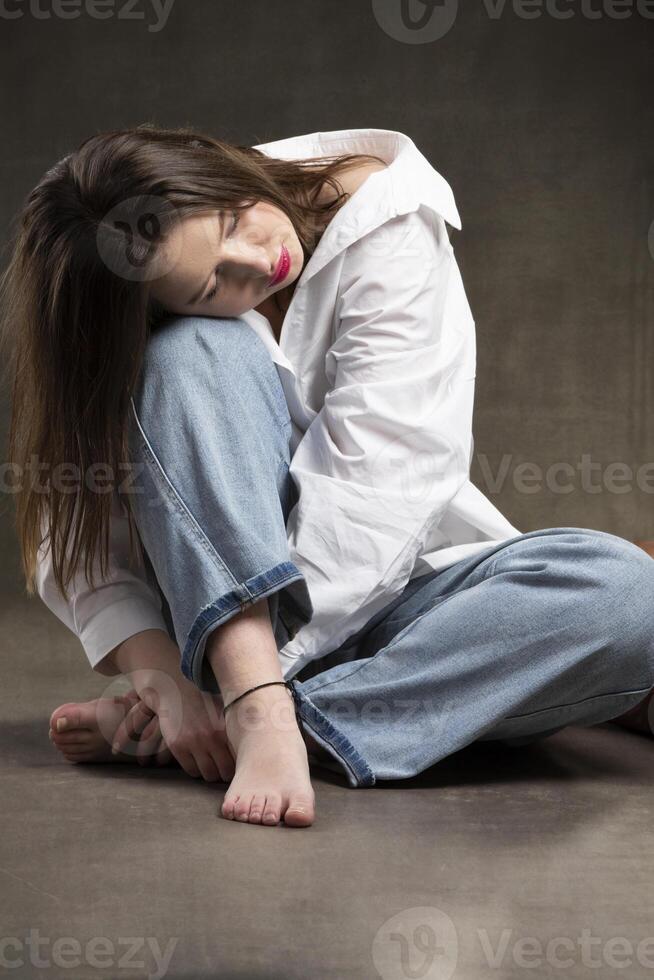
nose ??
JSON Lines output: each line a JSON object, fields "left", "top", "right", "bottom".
{"left": 221, "top": 240, "right": 271, "bottom": 280}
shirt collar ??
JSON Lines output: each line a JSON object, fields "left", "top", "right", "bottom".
{"left": 252, "top": 128, "right": 462, "bottom": 288}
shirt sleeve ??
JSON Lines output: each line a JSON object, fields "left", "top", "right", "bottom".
{"left": 35, "top": 491, "right": 169, "bottom": 676}
{"left": 277, "top": 207, "right": 478, "bottom": 676}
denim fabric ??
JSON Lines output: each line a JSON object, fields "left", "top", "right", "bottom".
{"left": 127, "top": 314, "right": 313, "bottom": 694}
{"left": 289, "top": 526, "right": 654, "bottom": 786}
{"left": 128, "top": 314, "right": 654, "bottom": 786}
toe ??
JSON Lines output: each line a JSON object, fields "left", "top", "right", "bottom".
{"left": 283, "top": 792, "right": 315, "bottom": 828}
{"left": 52, "top": 732, "right": 92, "bottom": 746}
{"left": 247, "top": 795, "right": 267, "bottom": 824}
{"left": 50, "top": 702, "right": 94, "bottom": 733}
{"left": 49, "top": 703, "right": 72, "bottom": 729}
{"left": 233, "top": 797, "right": 253, "bottom": 822}
{"left": 262, "top": 794, "right": 282, "bottom": 826}
{"left": 221, "top": 793, "right": 239, "bottom": 820}
{"left": 50, "top": 703, "right": 78, "bottom": 731}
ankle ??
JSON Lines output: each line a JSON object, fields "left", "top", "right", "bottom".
{"left": 206, "top": 600, "right": 283, "bottom": 698}
{"left": 224, "top": 684, "right": 298, "bottom": 736}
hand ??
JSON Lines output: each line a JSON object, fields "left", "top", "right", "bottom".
{"left": 108, "top": 629, "right": 236, "bottom": 782}
{"left": 110, "top": 692, "right": 173, "bottom": 769}
{"left": 112, "top": 680, "right": 235, "bottom": 782}
{"left": 146, "top": 676, "right": 235, "bottom": 782}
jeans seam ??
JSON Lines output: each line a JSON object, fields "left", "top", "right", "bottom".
{"left": 288, "top": 685, "right": 376, "bottom": 787}
{"left": 505, "top": 684, "right": 653, "bottom": 721}
{"left": 129, "top": 398, "right": 239, "bottom": 589}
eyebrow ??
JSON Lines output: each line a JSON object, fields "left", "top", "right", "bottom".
{"left": 186, "top": 211, "right": 226, "bottom": 305}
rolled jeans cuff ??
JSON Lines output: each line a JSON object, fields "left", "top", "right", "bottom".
{"left": 180, "top": 560, "right": 313, "bottom": 694}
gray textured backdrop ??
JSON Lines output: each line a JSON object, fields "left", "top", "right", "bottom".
{"left": 1, "top": 0, "right": 652, "bottom": 597}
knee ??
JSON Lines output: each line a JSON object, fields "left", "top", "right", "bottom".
{"left": 130, "top": 313, "right": 290, "bottom": 452}
{"left": 139, "top": 314, "right": 270, "bottom": 390}
{"left": 562, "top": 530, "right": 654, "bottom": 680}
{"left": 597, "top": 531, "right": 654, "bottom": 623}
{"left": 134, "top": 314, "right": 284, "bottom": 417}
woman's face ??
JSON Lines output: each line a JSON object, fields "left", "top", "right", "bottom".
{"left": 149, "top": 200, "right": 305, "bottom": 318}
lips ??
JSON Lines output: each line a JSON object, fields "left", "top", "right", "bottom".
{"left": 267, "top": 243, "right": 290, "bottom": 288}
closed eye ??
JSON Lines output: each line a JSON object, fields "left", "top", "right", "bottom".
{"left": 204, "top": 209, "right": 241, "bottom": 300}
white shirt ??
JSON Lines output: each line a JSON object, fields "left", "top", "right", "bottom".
{"left": 35, "top": 127, "right": 521, "bottom": 681}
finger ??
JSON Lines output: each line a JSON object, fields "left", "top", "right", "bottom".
{"left": 113, "top": 690, "right": 140, "bottom": 708}
{"left": 139, "top": 715, "right": 163, "bottom": 752}
{"left": 111, "top": 700, "right": 155, "bottom": 757}
{"left": 174, "top": 748, "right": 201, "bottom": 779}
{"left": 136, "top": 717, "right": 163, "bottom": 767}
{"left": 211, "top": 743, "right": 236, "bottom": 783}
{"left": 193, "top": 751, "right": 221, "bottom": 783}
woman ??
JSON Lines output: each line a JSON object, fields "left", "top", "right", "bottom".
{"left": 2, "top": 125, "right": 653, "bottom": 829}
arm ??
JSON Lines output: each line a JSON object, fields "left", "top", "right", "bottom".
{"left": 35, "top": 494, "right": 238, "bottom": 781}
{"left": 34, "top": 490, "right": 170, "bottom": 677}
{"left": 278, "top": 207, "right": 477, "bottom": 674}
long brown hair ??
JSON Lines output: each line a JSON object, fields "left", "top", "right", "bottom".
{"left": 0, "top": 123, "right": 386, "bottom": 601}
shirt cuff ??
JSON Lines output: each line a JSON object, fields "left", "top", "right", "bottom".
{"left": 79, "top": 598, "right": 170, "bottom": 677}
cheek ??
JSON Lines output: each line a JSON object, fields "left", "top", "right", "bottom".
{"left": 254, "top": 204, "right": 289, "bottom": 238}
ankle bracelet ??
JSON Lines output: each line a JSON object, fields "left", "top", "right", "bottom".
{"left": 222, "top": 680, "right": 296, "bottom": 715}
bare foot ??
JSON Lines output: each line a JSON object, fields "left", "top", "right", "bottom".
{"left": 610, "top": 688, "right": 654, "bottom": 736}
{"left": 49, "top": 691, "right": 172, "bottom": 766}
{"left": 220, "top": 685, "right": 316, "bottom": 827}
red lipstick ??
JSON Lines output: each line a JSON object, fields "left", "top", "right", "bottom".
{"left": 268, "top": 243, "right": 291, "bottom": 288}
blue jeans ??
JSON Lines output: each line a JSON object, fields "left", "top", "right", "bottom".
{"left": 128, "top": 315, "right": 654, "bottom": 788}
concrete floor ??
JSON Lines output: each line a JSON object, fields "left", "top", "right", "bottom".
{"left": 2, "top": 588, "right": 654, "bottom": 980}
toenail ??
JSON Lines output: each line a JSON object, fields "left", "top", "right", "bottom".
{"left": 56, "top": 717, "right": 68, "bottom": 732}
